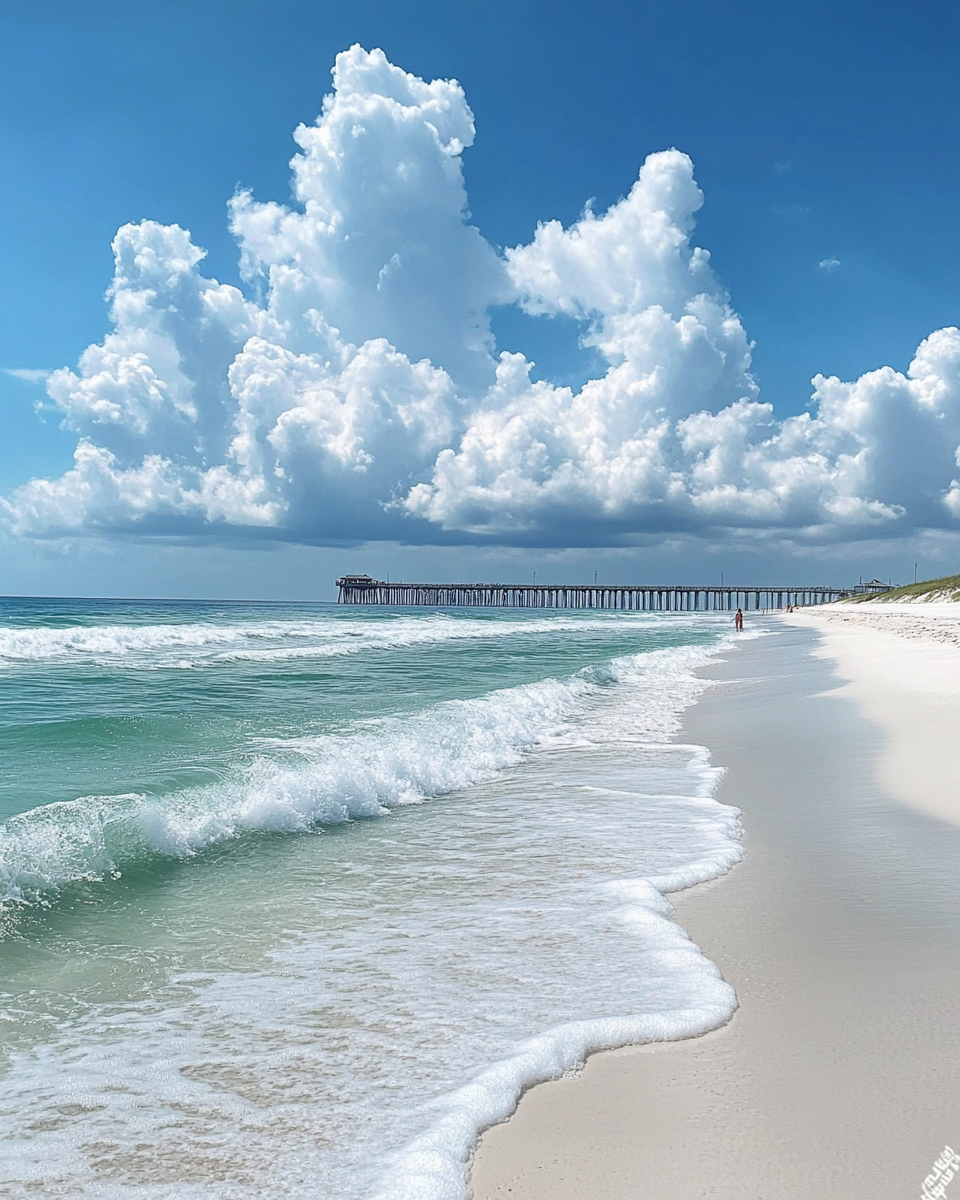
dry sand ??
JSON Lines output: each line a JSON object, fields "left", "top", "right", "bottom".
{"left": 471, "top": 617, "right": 960, "bottom": 1199}
{"left": 789, "top": 603, "right": 960, "bottom": 828}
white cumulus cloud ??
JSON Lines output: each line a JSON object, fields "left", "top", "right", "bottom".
{"left": 3, "top": 45, "right": 960, "bottom": 552}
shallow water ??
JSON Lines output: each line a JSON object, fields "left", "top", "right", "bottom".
{"left": 0, "top": 599, "right": 745, "bottom": 1198}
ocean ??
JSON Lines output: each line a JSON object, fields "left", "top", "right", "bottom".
{"left": 0, "top": 598, "right": 746, "bottom": 1199}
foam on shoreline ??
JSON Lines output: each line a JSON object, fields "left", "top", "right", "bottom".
{"left": 471, "top": 622, "right": 960, "bottom": 1200}
{"left": 2, "top": 633, "right": 748, "bottom": 1200}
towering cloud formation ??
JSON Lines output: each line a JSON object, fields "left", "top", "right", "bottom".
{"left": 4, "top": 46, "right": 960, "bottom": 548}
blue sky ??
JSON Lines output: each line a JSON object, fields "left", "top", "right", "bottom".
{"left": 2, "top": 0, "right": 959, "bottom": 597}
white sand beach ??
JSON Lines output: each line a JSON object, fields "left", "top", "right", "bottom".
{"left": 790, "top": 603, "right": 960, "bottom": 828}
{"left": 471, "top": 609, "right": 960, "bottom": 1199}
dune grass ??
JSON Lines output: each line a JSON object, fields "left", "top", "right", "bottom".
{"left": 842, "top": 574, "right": 960, "bottom": 603}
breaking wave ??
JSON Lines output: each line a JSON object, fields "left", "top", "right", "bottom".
{"left": 0, "top": 641, "right": 723, "bottom": 908}
{"left": 0, "top": 611, "right": 672, "bottom": 671}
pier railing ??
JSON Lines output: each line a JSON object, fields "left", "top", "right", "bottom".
{"left": 336, "top": 577, "right": 875, "bottom": 610}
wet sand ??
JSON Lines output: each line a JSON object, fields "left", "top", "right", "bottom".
{"left": 471, "top": 620, "right": 960, "bottom": 1199}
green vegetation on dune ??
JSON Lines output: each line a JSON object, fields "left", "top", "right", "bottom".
{"left": 842, "top": 574, "right": 960, "bottom": 603}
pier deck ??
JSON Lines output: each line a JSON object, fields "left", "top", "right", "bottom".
{"left": 336, "top": 576, "right": 878, "bottom": 610}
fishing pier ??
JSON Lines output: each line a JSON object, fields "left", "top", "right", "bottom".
{"left": 336, "top": 576, "right": 884, "bottom": 610}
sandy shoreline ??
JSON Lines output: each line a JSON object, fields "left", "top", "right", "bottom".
{"left": 471, "top": 616, "right": 960, "bottom": 1198}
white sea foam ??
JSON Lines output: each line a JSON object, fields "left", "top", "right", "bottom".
{"left": 2, "top": 748, "right": 742, "bottom": 1200}
{"left": 0, "top": 640, "right": 725, "bottom": 905}
{"left": 372, "top": 868, "right": 739, "bottom": 1200}
{"left": 0, "top": 611, "right": 675, "bottom": 670}
{"left": 0, "top": 616, "right": 755, "bottom": 1200}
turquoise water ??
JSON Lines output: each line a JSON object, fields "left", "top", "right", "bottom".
{"left": 0, "top": 599, "right": 744, "bottom": 1199}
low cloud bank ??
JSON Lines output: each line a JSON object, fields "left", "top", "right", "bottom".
{"left": 4, "top": 46, "right": 960, "bottom": 549}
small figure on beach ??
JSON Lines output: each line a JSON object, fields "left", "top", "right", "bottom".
{"left": 735, "top": 607, "right": 744, "bottom": 632}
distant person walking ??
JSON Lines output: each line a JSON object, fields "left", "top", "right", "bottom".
{"left": 735, "top": 607, "right": 744, "bottom": 632}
